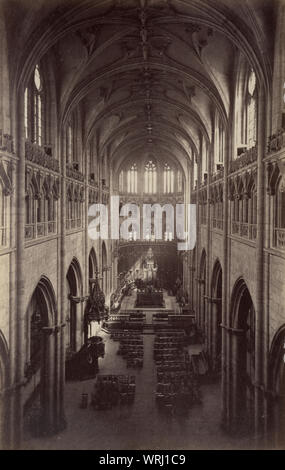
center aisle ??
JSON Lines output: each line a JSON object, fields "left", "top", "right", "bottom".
{"left": 23, "top": 331, "right": 258, "bottom": 450}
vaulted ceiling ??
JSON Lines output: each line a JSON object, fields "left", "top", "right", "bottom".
{"left": 4, "top": 0, "right": 276, "bottom": 172}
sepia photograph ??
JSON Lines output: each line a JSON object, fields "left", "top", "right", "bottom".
{"left": 0, "top": 0, "right": 284, "bottom": 454}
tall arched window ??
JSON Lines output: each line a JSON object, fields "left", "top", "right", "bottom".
{"left": 163, "top": 163, "right": 174, "bottom": 193}
{"left": 127, "top": 164, "right": 137, "bottom": 193}
{"left": 0, "top": 185, "right": 6, "bottom": 246}
{"left": 88, "top": 140, "right": 96, "bottom": 181}
{"left": 119, "top": 171, "right": 124, "bottom": 192}
{"left": 24, "top": 64, "right": 45, "bottom": 146}
{"left": 144, "top": 160, "right": 157, "bottom": 194}
{"left": 24, "top": 87, "right": 29, "bottom": 140}
{"left": 275, "top": 178, "right": 285, "bottom": 249}
{"left": 192, "top": 164, "right": 197, "bottom": 190}
{"left": 247, "top": 69, "right": 257, "bottom": 149}
{"left": 67, "top": 121, "right": 73, "bottom": 164}
{"left": 214, "top": 114, "right": 225, "bottom": 168}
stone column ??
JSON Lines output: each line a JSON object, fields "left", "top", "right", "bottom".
{"left": 11, "top": 85, "right": 26, "bottom": 448}
{"left": 211, "top": 297, "right": 222, "bottom": 370}
{"left": 205, "top": 143, "right": 211, "bottom": 347}
{"left": 196, "top": 139, "right": 203, "bottom": 327}
{"left": 41, "top": 327, "right": 54, "bottom": 435}
{"left": 255, "top": 87, "right": 266, "bottom": 438}
{"left": 85, "top": 146, "right": 89, "bottom": 311}
{"left": 59, "top": 128, "right": 67, "bottom": 432}
{"left": 230, "top": 328, "right": 245, "bottom": 433}
{"left": 221, "top": 128, "right": 229, "bottom": 429}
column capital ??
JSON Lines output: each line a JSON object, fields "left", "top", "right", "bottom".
{"left": 42, "top": 323, "right": 66, "bottom": 335}
{"left": 204, "top": 296, "right": 222, "bottom": 304}
{"left": 68, "top": 294, "right": 88, "bottom": 303}
{"left": 220, "top": 324, "right": 244, "bottom": 335}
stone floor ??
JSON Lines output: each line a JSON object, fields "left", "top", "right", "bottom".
{"left": 23, "top": 329, "right": 261, "bottom": 450}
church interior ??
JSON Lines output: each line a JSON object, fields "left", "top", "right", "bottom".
{"left": 0, "top": 0, "right": 285, "bottom": 450}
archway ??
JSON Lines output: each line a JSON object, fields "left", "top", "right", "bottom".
{"left": 190, "top": 246, "right": 196, "bottom": 314}
{"left": 23, "top": 277, "right": 56, "bottom": 437}
{"left": 66, "top": 258, "right": 82, "bottom": 354}
{"left": 230, "top": 279, "right": 255, "bottom": 434}
{"left": 210, "top": 260, "right": 222, "bottom": 373}
{"left": 268, "top": 325, "right": 285, "bottom": 448}
{"left": 88, "top": 247, "right": 98, "bottom": 291}
{"left": 102, "top": 242, "right": 108, "bottom": 295}
{"left": 85, "top": 248, "right": 99, "bottom": 341}
{"left": 198, "top": 250, "right": 207, "bottom": 334}
{"left": 0, "top": 331, "right": 9, "bottom": 449}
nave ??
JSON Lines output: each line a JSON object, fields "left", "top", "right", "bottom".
{"left": 23, "top": 293, "right": 259, "bottom": 451}
{"left": 0, "top": 0, "right": 285, "bottom": 451}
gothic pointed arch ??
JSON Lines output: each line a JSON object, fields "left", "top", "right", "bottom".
{"left": 229, "top": 278, "right": 256, "bottom": 435}
{"left": 0, "top": 330, "right": 9, "bottom": 449}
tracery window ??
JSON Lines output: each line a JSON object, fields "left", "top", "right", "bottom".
{"left": 66, "top": 121, "right": 73, "bottom": 164}
{"left": 24, "top": 64, "right": 45, "bottom": 146}
{"left": 192, "top": 163, "right": 197, "bottom": 190}
{"left": 235, "top": 62, "right": 258, "bottom": 157}
{"left": 119, "top": 171, "right": 124, "bottom": 192}
{"left": 88, "top": 141, "right": 96, "bottom": 182}
{"left": 276, "top": 180, "right": 285, "bottom": 229}
{"left": 0, "top": 185, "right": 7, "bottom": 247}
{"left": 163, "top": 163, "right": 174, "bottom": 194}
{"left": 144, "top": 160, "right": 157, "bottom": 194}
{"left": 247, "top": 69, "right": 257, "bottom": 149}
{"left": 127, "top": 164, "right": 138, "bottom": 193}
{"left": 214, "top": 116, "right": 225, "bottom": 169}
{"left": 178, "top": 171, "right": 182, "bottom": 192}
{"left": 274, "top": 178, "right": 285, "bottom": 249}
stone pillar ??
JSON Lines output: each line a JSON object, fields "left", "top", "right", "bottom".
{"left": 210, "top": 297, "right": 222, "bottom": 371}
{"left": 196, "top": 139, "right": 203, "bottom": 327}
{"left": 255, "top": 87, "right": 266, "bottom": 438}
{"left": 41, "top": 327, "right": 54, "bottom": 434}
{"left": 231, "top": 329, "right": 241, "bottom": 432}
{"left": 212, "top": 300, "right": 217, "bottom": 367}
{"left": 263, "top": 168, "right": 272, "bottom": 440}
{"left": 85, "top": 146, "right": 89, "bottom": 310}
{"left": 205, "top": 296, "right": 212, "bottom": 357}
{"left": 59, "top": 129, "right": 67, "bottom": 432}
{"left": 205, "top": 143, "right": 212, "bottom": 347}
{"left": 10, "top": 85, "right": 26, "bottom": 448}
{"left": 221, "top": 128, "right": 229, "bottom": 429}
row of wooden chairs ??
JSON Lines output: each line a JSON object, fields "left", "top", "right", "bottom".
{"left": 91, "top": 374, "right": 136, "bottom": 409}
{"left": 117, "top": 332, "right": 144, "bottom": 369}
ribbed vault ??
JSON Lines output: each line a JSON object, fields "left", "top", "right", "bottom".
{"left": 4, "top": 0, "right": 274, "bottom": 173}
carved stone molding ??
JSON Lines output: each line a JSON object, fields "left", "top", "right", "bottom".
{"left": 229, "top": 146, "right": 257, "bottom": 174}
{"left": 66, "top": 164, "right": 84, "bottom": 182}
{"left": 25, "top": 166, "right": 60, "bottom": 200}
{"left": 25, "top": 140, "right": 59, "bottom": 172}
{"left": 67, "top": 181, "right": 84, "bottom": 202}
{"left": 0, "top": 131, "right": 14, "bottom": 154}
{"left": 0, "top": 159, "right": 14, "bottom": 195}
{"left": 267, "top": 130, "right": 285, "bottom": 155}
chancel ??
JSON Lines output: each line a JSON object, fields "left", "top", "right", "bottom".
{"left": 0, "top": 0, "right": 285, "bottom": 452}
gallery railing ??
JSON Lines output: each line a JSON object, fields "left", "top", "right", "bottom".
{"left": 25, "top": 221, "right": 57, "bottom": 240}
{"left": 274, "top": 228, "right": 285, "bottom": 249}
{"left": 231, "top": 221, "right": 257, "bottom": 241}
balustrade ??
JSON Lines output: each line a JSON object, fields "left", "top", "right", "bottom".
{"left": 25, "top": 221, "right": 57, "bottom": 240}
{"left": 274, "top": 228, "right": 285, "bottom": 249}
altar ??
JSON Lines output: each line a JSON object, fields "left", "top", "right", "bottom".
{"left": 136, "top": 288, "right": 164, "bottom": 308}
